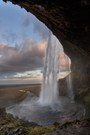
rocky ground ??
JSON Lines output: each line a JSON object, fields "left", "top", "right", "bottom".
{"left": 0, "top": 108, "right": 56, "bottom": 135}
{"left": 0, "top": 108, "right": 90, "bottom": 135}
{"left": 44, "top": 119, "right": 90, "bottom": 135}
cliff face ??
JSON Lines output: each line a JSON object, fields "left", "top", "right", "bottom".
{"left": 3, "top": 0, "right": 90, "bottom": 93}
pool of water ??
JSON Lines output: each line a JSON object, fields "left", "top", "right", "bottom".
{"left": 6, "top": 91, "right": 86, "bottom": 125}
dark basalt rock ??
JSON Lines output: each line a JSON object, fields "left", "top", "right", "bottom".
{"left": 44, "top": 119, "right": 90, "bottom": 135}
{"left": 6, "top": 128, "right": 22, "bottom": 135}
{"left": 0, "top": 107, "right": 6, "bottom": 116}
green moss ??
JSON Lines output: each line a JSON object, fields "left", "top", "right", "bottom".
{"left": 23, "top": 125, "right": 55, "bottom": 135}
{"left": 84, "top": 93, "right": 90, "bottom": 107}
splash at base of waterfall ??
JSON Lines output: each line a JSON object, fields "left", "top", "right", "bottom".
{"left": 38, "top": 73, "right": 60, "bottom": 106}
{"left": 6, "top": 91, "right": 85, "bottom": 125}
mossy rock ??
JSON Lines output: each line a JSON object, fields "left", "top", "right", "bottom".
{"left": 84, "top": 93, "right": 90, "bottom": 107}
{"left": 22, "top": 125, "right": 56, "bottom": 135}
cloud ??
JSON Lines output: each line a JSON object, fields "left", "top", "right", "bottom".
{"left": 22, "top": 14, "right": 49, "bottom": 41}
{"left": 0, "top": 39, "right": 47, "bottom": 77}
{"left": 0, "top": 32, "right": 18, "bottom": 46}
{"left": 0, "top": 38, "right": 71, "bottom": 78}
{"left": 22, "top": 15, "right": 32, "bottom": 27}
{"left": 33, "top": 20, "right": 49, "bottom": 40}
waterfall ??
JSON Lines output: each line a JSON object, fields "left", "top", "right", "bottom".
{"left": 66, "top": 73, "right": 74, "bottom": 102}
{"left": 38, "top": 32, "right": 62, "bottom": 106}
{"left": 66, "top": 56, "right": 74, "bottom": 102}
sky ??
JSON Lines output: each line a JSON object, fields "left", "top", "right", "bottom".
{"left": 0, "top": 1, "right": 70, "bottom": 79}
{"left": 0, "top": 0, "right": 49, "bottom": 78}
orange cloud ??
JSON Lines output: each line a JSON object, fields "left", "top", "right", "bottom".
{"left": 57, "top": 51, "right": 71, "bottom": 67}
{"left": 36, "top": 42, "right": 47, "bottom": 56}
{"left": 0, "top": 43, "right": 6, "bottom": 49}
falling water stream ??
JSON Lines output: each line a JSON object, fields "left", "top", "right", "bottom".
{"left": 38, "top": 32, "right": 61, "bottom": 106}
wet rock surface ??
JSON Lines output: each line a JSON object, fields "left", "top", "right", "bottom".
{"left": 44, "top": 119, "right": 90, "bottom": 135}
{"left": 0, "top": 108, "right": 90, "bottom": 135}
{"left": 5, "top": 128, "right": 22, "bottom": 135}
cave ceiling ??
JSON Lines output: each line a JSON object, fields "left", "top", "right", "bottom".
{"left": 3, "top": 0, "right": 90, "bottom": 55}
